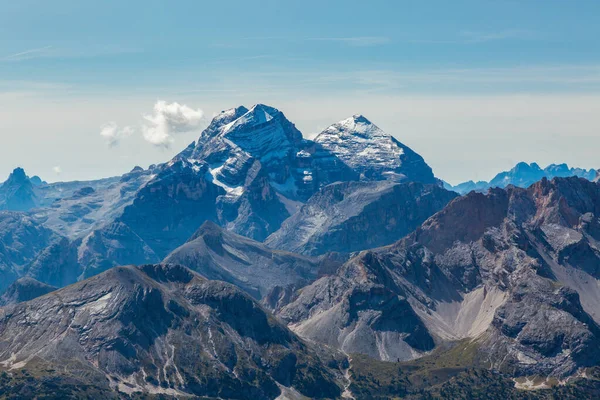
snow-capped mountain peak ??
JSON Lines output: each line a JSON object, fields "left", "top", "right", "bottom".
{"left": 221, "top": 104, "right": 281, "bottom": 137}
{"left": 216, "top": 103, "right": 303, "bottom": 164}
{"left": 325, "top": 114, "right": 381, "bottom": 139}
{"left": 197, "top": 106, "right": 249, "bottom": 144}
{"left": 314, "top": 115, "right": 435, "bottom": 183}
{"left": 184, "top": 105, "right": 435, "bottom": 205}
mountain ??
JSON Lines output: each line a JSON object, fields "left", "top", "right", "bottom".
{"left": 0, "top": 277, "right": 56, "bottom": 306}
{"left": 265, "top": 181, "right": 457, "bottom": 256}
{"left": 0, "top": 211, "right": 60, "bottom": 291}
{"left": 278, "top": 177, "right": 600, "bottom": 380}
{"left": 0, "top": 168, "right": 37, "bottom": 211}
{"left": 0, "top": 167, "right": 145, "bottom": 216}
{"left": 47, "top": 104, "right": 440, "bottom": 284}
{"left": 31, "top": 166, "right": 156, "bottom": 238}
{"left": 164, "top": 221, "right": 336, "bottom": 299}
{"left": 188, "top": 104, "right": 358, "bottom": 203}
{"left": 314, "top": 115, "right": 436, "bottom": 184}
{"left": 449, "top": 162, "right": 599, "bottom": 194}
{"left": 28, "top": 175, "right": 45, "bottom": 186}
{"left": 0, "top": 263, "right": 344, "bottom": 399}
{"left": 445, "top": 180, "right": 489, "bottom": 194}
{"left": 0, "top": 105, "right": 444, "bottom": 291}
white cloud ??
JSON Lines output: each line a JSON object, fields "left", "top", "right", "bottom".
{"left": 52, "top": 166, "right": 62, "bottom": 175}
{"left": 142, "top": 101, "right": 205, "bottom": 148}
{"left": 100, "top": 122, "right": 134, "bottom": 147}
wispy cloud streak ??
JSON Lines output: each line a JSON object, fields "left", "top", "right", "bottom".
{"left": 1, "top": 45, "right": 53, "bottom": 61}
{"left": 307, "top": 36, "right": 390, "bottom": 46}
{"left": 408, "top": 29, "right": 538, "bottom": 44}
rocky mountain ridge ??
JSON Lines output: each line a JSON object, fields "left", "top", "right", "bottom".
{"left": 278, "top": 176, "right": 600, "bottom": 379}
{"left": 0, "top": 263, "right": 345, "bottom": 399}
{"left": 265, "top": 180, "right": 457, "bottom": 256}
{"left": 164, "top": 221, "right": 338, "bottom": 299}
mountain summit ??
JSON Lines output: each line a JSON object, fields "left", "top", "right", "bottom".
{"left": 188, "top": 104, "right": 357, "bottom": 201}
{"left": 314, "top": 115, "right": 436, "bottom": 183}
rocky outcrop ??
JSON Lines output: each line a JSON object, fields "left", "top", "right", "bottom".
{"left": 279, "top": 253, "right": 435, "bottom": 362}
{"left": 266, "top": 181, "right": 457, "bottom": 256}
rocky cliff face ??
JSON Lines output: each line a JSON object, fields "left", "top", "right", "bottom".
{"left": 0, "top": 264, "right": 344, "bottom": 399}
{"left": 266, "top": 181, "right": 457, "bottom": 256}
{"left": 279, "top": 177, "right": 600, "bottom": 378}
{"left": 279, "top": 252, "right": 436, "bottom": 362}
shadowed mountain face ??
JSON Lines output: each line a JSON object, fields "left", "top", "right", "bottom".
{"left": 279, "top": 177, "right": 600, "bottom": 377}
{"left": 266, "top": 181, "right": 458, "bottom": 256}
{"left": 164, "top": 221, "right": 337, "bottom": 299}
{"left": 0, "top": 212, "right": 60, "bottom": 292}
{"left": 448, "top": 162, "right": 599, "bottom": 194}
{"left": 0, "top": 264, "right": 344, "bottom": 399}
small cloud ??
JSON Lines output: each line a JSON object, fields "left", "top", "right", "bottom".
{"left": 100, "top": 122, "right": 134, "bottom": 147}
{"left": 142, "top": 101, "right": 205, "bottom": 148}
{"left": 53, "top": 166, "right": 62, "bottom": 175}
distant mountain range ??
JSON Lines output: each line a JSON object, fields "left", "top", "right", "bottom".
{"left": 2, "top": 104, "right": 600, "bottom": 398}
{"left": 446, "top": 162, "right": 599, "bottom": 194}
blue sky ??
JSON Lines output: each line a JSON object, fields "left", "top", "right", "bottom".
{"left": 1, "top": 0, "right": 599, "bottom": 184}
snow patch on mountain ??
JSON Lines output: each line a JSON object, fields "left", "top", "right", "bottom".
{"left": 206, "top": 161, "right": 244, "bottom": 198}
